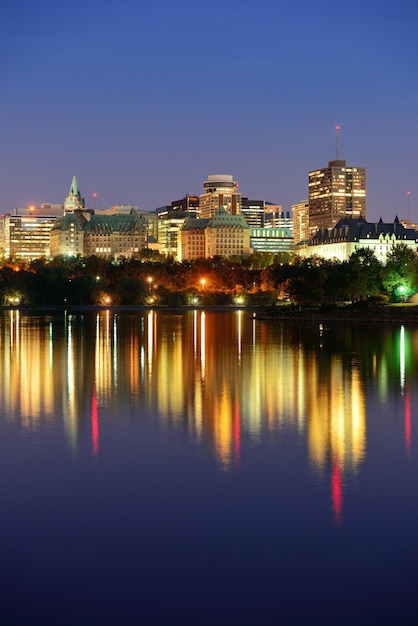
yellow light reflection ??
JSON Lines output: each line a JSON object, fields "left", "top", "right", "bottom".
{"left": 147, "top": 310, "right": 154, "bottom": 377}
{"left": 200, "top": 311, "right": 206, "bottom": 379}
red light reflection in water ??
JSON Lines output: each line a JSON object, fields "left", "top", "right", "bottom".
{"left": 331, "top": 461, "right": 343, "bottom": 525}
{"left": 405, "top": 388, "right": 411, "bottom": 456}
{"left": 233, "top": 402, "right": 240, "bottom": 465}
{"left": 91, "top": 386, "right": 99, "bottom": 457}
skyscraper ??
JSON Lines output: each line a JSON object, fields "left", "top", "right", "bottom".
{"left": 308, "top": 160, "right": 366, "bottom": 236}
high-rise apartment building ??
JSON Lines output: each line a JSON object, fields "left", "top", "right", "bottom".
{"left": 199, "top": 174, "right": 241, "bottom": 219}
{"left": 308, "top": 160, "right": 366, "bottom": 236}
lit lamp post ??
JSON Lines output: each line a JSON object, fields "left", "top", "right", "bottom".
{"left": 398, "top": 284, "right": 407, "bottom": 302}
{"left": 147, "top": 276, "right": 153, "bottom": 294}
{"left": 200, "top": 278, "right": 206, "bottom": 293}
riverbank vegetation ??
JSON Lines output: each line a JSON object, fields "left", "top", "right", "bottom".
{"left": 1, "top": 244, "right": 418, "bottom": 309}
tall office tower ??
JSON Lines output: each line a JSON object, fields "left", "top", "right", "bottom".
{"left": 308, "top": 160, "right": 366, "bottom": 236}
{"left": 241, "top": 198, "right": 265, "bottom": 228}
{"left": 292, "top": 199, "right": 310, "bottom": 245}
{"left": 199, "top": 174, "right": 241, "bottom": 219}
{"left": 64, "top": 175, "right": 85, "bottom": 213}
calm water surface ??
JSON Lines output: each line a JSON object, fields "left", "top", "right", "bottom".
{"left": 0, "top": 310, "right": 417, "bottom": 625}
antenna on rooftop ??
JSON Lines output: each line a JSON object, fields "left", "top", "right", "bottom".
{"left": 335, "top": 124, "right": 341, "bottom": 160}
{"left": 406, "top": 191, "right": 411, "bottom": 222}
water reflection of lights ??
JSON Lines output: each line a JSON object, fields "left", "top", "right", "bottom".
{"left": 65, "top": 314, "right": 78, "bottom": 447}
{"left": 49, "top": 322, "right": 53, "bottom": 371}
{"left": 193, "top": 309, "right": 198, "bottom": 359}
{"left": 3, "top": 312, "right": 416, "bottom": 518}
{"left": 91, "top": 386, "right": 99, "bottom": 457}
{"left": 147, "top": 310, "right": 154, "bottom": 377}
{"left": 405, "top": 387, "right": 411, "bottom": 456}
{"left": 400, "top": 325, "right": 405, "bottom": 393}
{"left": 200, "top": 311, "right": 206, "bottom": 379}
{"left": 9, "top": 309, "right": 20, "bottom": 349}
{"left": 331, "top": 461, "right": 343, "bottom": 525}
{"left": 113, "top": 315, "right": 118, "bottom": 388}
{"left": 237, "top": 310, "right": 242, "bottom": 363}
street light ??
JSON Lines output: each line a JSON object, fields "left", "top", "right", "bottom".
{"left": 147, "top": 276, "right": 153, "bottom": 294}
{"left": 200, "top": 278, "right": 206, "bottom": 292}
{"left": 398, "top": 284, "right": 407, "bottom": 302}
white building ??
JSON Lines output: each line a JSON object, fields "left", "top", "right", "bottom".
{"left": 299, "top": 216, "right": 418, "bottom": 263}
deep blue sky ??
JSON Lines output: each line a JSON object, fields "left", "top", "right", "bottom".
{"left": 1, "top": 0, "right": 417, "bottom": 221}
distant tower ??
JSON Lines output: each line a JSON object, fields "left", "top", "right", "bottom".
{"left": 64, "top": 175, "right": 85, "bottom": 213}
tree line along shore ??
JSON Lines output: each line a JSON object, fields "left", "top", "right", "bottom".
{"left": 1, "top": 245, "right": 417, "bottom": 313}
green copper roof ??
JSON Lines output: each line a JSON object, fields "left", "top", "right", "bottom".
{"left": 182, "top": 209, "right": 249, "bottom": 231}
{"left": 52, "top": 208, "right": 146, "bottom": 233}
{"left": 208, "top": 211, "right": 249, "bottom": 229}
{"left": 182, "top": 217, "right": 210, "bottom": 230}
{"left": 69, "top": 175, "right": 80, "bottom": 196}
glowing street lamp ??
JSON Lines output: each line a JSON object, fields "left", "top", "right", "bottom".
{"left": 200, "top": 278, "right": 206, "bottom": 292}
{"left": 147, "top": 276, "right": 153, "bottom": 294}
{"left": 398, "top": 284, "right": 407, "bottom": 302}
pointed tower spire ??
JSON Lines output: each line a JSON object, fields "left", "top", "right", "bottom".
{"left": 64, "top": 175, "right": 85, "bottom": 213}
{"left": 69, "top": 175, "right": 80, "bottom": 196}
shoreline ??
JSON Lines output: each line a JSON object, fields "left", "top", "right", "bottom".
{"left": 2, "top": 303, "right": 418, "bottom": 324}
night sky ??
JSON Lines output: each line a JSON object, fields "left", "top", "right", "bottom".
{"left": 1, "top": 0, "right": 417, "bottom": 221}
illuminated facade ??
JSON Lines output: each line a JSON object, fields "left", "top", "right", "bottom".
{"left": 64, "top": 175, "right": 85, "bottom": 213}
{"left": 292, "top": 199, "right": 310, "bottom": 246}
{"left": 240, "top": 198, "right": 265, "bottom": 228}
{"left": 302, "top": 216, "right": 418, "bottom": 263}
{"left": 157, "top": 213, "right": 189, "bottom": 258}
{"left": 171, "top": 195, "right": 200, "bottom": 217}
{"left": 179, "top": 208, "right": 251, "bottom": 260}
{"left": 250, "top": 226, "right": 294, "bottom": 254}
{"left": 308, "top": 160, "right": 366, "bottom": 237}
{"left": 199, "top": 174, "right": 241, "bottom": 219}
{"left": 50, "top": 208, "right": 147, "bottom": 258}
{"left": 1, "top": 212, "right": 57, "bottom": 260}
{"left": 51, "top": 176, "right": 147, "bottom": 258}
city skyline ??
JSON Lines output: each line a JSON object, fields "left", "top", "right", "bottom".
{"left": 1, "top": 0, "right": 417, "bottom": 221}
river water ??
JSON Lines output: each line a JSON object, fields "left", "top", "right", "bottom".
{"left": 0, "top": 309, "right": 417, "bottom": 625}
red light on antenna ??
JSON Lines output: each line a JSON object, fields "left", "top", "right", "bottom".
{"left": 335, "top": 125, "right": 341, "bottom": 131}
